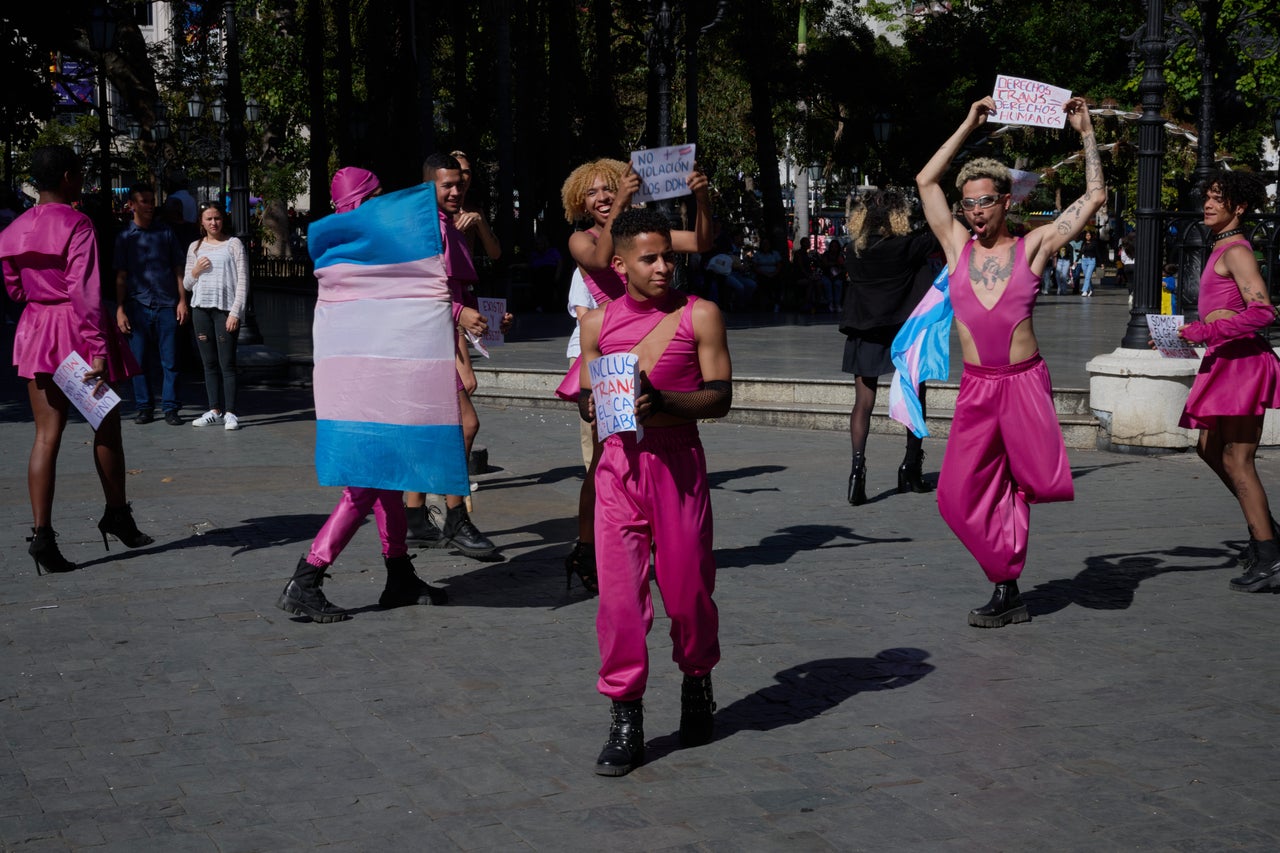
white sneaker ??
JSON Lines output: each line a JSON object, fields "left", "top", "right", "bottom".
{"left": 223, "top": 413, "right": 240, "bottom": 431}
{"left": 192, "top": 410, "right": 224, "bottom": 427}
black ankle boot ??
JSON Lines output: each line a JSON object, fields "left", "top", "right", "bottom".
{"left": 968, "top": 580, "right": 1030, "bottom": 628}
{"left": 565, "top": 541, "right": 599, "bottom": 593}
{"left": 441, "top": 503, "right": 496, "bottom": 558}
{"left": 595, "top": 700, "right": 645, "bottom": 777}
{"left": 276, "top": 557, "right": 349, "bottom": 623}
{"left": 848, "top": 453, "right": 867, "bottom": 506}
{"left": 405, "top": 504, "right": 443, "bottom": 547}
{"left": 679, "top": 674, "right": 716, "bottom": 747}
{"left": 380, "top": 554, "right": 449, "bottom": 606}
{"left": 1230, "top": 538, "right": 1280, "bottom": 593}
{"left": 27, "top": 526, "right": 75, "bottom": 575}
{"left": 897, "top": 451, "right": 933, "bottom": 494}
{"left": 97, "top": 503, "right": 154, "bottom": 550}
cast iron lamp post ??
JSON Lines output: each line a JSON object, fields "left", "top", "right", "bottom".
{"left": 87, "top": 3, "right": 117, "bottom": 210}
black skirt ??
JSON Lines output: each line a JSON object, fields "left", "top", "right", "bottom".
{"left": 842, "top": 324, "right": 899, "bottom": 377}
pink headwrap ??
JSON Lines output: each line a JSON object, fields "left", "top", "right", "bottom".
{"left": 331, "top": 167, "right": 381, "bottom": 213}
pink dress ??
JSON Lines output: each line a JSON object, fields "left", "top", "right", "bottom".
{"left": 1179, "top": 242, "right": 1280, "bottom": 430}
{"left": 0, "top": 204, "right": 137, "bottom": 381}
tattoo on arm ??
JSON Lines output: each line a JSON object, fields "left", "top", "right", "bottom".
{"left": 1056, "top": 199, "right": 1085, "bottom": 235}
{"left": 1083, "top": 132, "right": 1103, "bottom": 196}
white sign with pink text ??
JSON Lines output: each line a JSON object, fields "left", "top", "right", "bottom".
{"left": 991, "top": 75, "right": 1072, "bottom": 129}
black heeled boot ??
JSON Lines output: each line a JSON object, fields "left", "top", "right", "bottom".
{"left": 27, "top": 526, "right": 75, "bottom": 575}
{"left": 847, "top": 453, "right": 867, "bottom": 506}
{"left": 679, "top": 674, "right": 716, "bottom": 747}
{"left": 897, "top": 449, "right": 933, "bottom": 494}
{"left": 440, "top": 503, "right": 497, "bottom": 558}
{"left": 564, "top": 541, "right": 599, "bottom": 593}
{"left": 1230, "top": 538, "right": 1280, "bottom": 593}
{"left": 405, "top": 504, "right": 443, "bottom": 547}
{"left": 595, "top": 699, "right": 645, "bottom": 777}
{"left": 379, "top": 554, "right": 448, "bottom": 607}
{"left": 276, "top": 556, "right": 349, "bottom": 623}
{"left": 968, "top": 580, "right": 1030, "bottom": 628}
{"left": 97, "top": 503, "right": 154, "bottom": 550}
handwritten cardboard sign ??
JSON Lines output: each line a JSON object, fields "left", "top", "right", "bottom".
{"left": 477, "top": 296, "right": 507, "bottom": 354}
{"left": 589, "top": 352, "right": 643, "bottom": 442}
{"left": 1146, "top": 314, "right": 1198, "bottom": 358}
{"left": 53, "top": 351, "right": 121, "bottom": 430}
{"left": 630, "top": 144, "right": 696, "bottom": 204}
{"left": 991, "top": 75, "right": 1071, "bottom": 129}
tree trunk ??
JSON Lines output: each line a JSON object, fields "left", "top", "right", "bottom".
{"left": 305, "top": 0, "right": 329, "bottom": 214}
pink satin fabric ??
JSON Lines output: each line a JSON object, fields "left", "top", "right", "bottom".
{"left": 331, "top": 167, "right": 380, "bottom": 214}
{"left": 306, "top": 486, "right": 408, "bottom": 567}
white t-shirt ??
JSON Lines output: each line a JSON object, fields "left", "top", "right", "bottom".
{"left": 565, "top": 268, "right": 598, "bottom": 358}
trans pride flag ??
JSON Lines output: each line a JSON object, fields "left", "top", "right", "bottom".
{"left": 888, "top": 266, "right": 953, "bottom": 439}
{"left": 308, "top": 184, "right": 470, "bottom": 495}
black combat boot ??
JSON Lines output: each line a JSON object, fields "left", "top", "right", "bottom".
{"left": 276, "top": 557, "right": 349, "bottom": 623}
{"left": 967, "top": 580, "right": 1030, "bottom": 628}
{"left": 679, "top": 674, "right": 716, "bottom": 747}
{"left": 379, "top": 554, "right": 449, "bottom": 606}
{"left": 1230, "top": 538, "right": 1280, "bottom": 593}
{"left": 440, "top": 503, "right": 497, "bottom": 558}
{"left": 405, "top": 504, "right": 443, "bottom": 547}
{"left": 594, "top": 700, "right": 645, "bottom": 777}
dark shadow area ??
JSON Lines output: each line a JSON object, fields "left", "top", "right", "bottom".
{"left": 707, "top": 464, "right": 787, "bottom": 493}
{"left": 644, "top": 650, "right": 935, "bottom": 761}
{"left": 1069, "top": 460, "right": 1139, "bottom": 480}
{"left": 1026, "top": 544, "right": 1243, "bottom": 615}
{"left": 473, "top": 464, "right": 584, "bottom": 491}
{"left": 716, "top": 524, "right": 911, "bottom": 570}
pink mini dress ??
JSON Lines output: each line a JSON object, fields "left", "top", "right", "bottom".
{"left": 1180, "top": 241, "right": 1280, "bottom": 430}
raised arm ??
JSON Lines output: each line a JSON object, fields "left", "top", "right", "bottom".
{"left": 670, "top": 169, "right": 714, "bottom": 254}
{"left": 1027, "top": 97, "right": 1107, "bottom": 267}
{"left": 917, "top": 98, "right": 993, "bottom": 269}
{"left": 568, "top": 167, "right": 641, "bottom": 273}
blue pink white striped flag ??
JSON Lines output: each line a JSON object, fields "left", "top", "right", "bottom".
{"left": 889, "top": 267, "right": 953, "bottom": 439}
{"left": 307, "top": 183, "right": 470, "bottom": 495}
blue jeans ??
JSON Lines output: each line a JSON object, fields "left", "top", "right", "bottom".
{"left": 1079, "top": 258, "right": 1097, "bottom": 295}
{"left": 126, "top": 301, "right": 181, "bottom": 413}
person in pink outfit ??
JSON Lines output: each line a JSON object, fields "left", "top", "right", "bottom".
{"left": 0, "top": 145, "right": 152, "bottom": 574}
{"left": 1175, "top": 170, "right": 1280, "bottom": 593}
{"left": 577, "top": 208, "right": 732, "bottom": 776}
{"left": 275, "top": 167, "right": 447, "bottom": 623}
{"left": 558, "top": 158, "right": 715, "bottom": 595}
{"left": 917, "top": 96, "right": 1106, "bottom": 628}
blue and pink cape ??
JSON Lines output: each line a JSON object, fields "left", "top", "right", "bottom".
{"left": 888, "top": 267, "right": 953, "bottom": 439}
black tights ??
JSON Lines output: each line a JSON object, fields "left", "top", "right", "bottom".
{"left": 848, "top": 375, "right": 924, "bottom": 461}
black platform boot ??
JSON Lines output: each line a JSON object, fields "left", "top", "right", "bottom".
{"left": 897, "top": 444, "right": 933, "bottom": 494}
{"left": 27, "top": 526, "right": 76, "bottom": 575}
{"left": 1230, "top": 538, "right": 1280, "bottom": 593}
{"left": 595, "top": 699, "right": 645, "bottom": 777}
{"left": 679, "top": 674, "right": 716, "bottom": 747}
{"left": 276, "top": 557, "right": 349, "bottom": 623}
{"left": 96, "top": 503, "right": 154, "bottom": 550}
{"left": 847, "top": 452, "right": 867, "bottom": 506}
{"left": 379, "top": 554, "right": 449, "bottom": 606}
{"left": 564, "top": 541, "right": 599, "bottom": 593}
{"left": 968, "top": 580, "right": 1031, "bottom": 628}
{"left": 405, "top": 504, "right": 443, "bottom": 547}
{"left": 440, "top": 503, "right": 497, "bottom": 558}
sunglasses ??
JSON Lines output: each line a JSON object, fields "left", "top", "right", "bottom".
{"left": 960, "top": 194, "right": 1006, "bottom": 211}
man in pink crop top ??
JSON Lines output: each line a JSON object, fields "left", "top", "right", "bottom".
{"left": 917, "top": 95, "right": 1106, "bottom": 628}
{"left": 577, "top": 208, "right": 732, "bottom": 776}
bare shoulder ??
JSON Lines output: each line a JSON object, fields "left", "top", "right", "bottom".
{"left": 690, "top": 294, "right": 724, "bottom": 326}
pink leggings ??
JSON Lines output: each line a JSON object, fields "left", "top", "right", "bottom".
{"left": 938, "top": 355, "right": 1073, "bottom": 584}
{"left": 594, "top": 423, "right": 720, "bottom": 701}
{"left": 306, "top": 487, "right": 408, "bottom": 568}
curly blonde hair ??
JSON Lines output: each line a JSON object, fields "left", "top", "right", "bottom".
{"left": 955, "top": 157, "right": 1012, "bottom": 195}
{"left": 561, "top": 158, "right": 628, "bottom": 224}
{"left": 846, "top": 188, "right": 912, "bottom": 254}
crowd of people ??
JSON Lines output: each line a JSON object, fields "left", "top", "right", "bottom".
{"left": 3, "top": 94, "right": 1279, "bottom": 778}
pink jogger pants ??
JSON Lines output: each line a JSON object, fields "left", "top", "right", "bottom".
{"left": 594, "top": 423, "right": 720, "bottom": 701}
{"left": 307, "top": 486, "right": 408, "bottom": 567}
{"left": 938, "top": 355, "right": 1073, "bottom": 584}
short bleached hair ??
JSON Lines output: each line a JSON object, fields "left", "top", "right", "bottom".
{"left": 561, "top": 158, "right": 628, "bottom": 223}
{"left": 955, "top": 157, "right": 1012, "bottom": 195}
{"left": 846, "top": 188, "right": 911, "bottom": 254}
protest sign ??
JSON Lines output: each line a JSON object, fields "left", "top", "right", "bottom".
{"left": 991, "top": 75, "right": 1072, "bottom": 129}
{"left": 1146, "top": 314, "right": 1198, "bottom": 358}
{"left": 630, "top": 144, "right": 696, "bottom": 204}
{"left": 589, "top": 352, "right": 643, "bottom": 442}
{"left": 53, "top": 351, "right": 121, "bottom": 430}
{"left": 477, "top": 297, "right": 507, "bottom": 354}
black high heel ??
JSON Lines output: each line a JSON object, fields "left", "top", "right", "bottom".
{"left": 847, "top": 454, "right": 867, "bottom": 506}
{"left": 96, "top": 504, "right": 154, "bottom": 551}
{"left": 27, "top": 526, "right": 76, "bottom": 575}
{"left": 565, "top": 541, "right": 599, "bottom": 593}
{"left": 897, "top": 451, "right": 933, "bottom": 494}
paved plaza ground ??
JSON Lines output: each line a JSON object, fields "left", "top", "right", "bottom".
{"left": 2, "top": 302, "right": 1280, "bottom": 850}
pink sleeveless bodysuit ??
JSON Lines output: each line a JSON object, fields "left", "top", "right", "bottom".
{"left": 949, "top": 237, "right": 1040, "bottom": 366}
{"left": 598, "top": 291, "right": 702, "bottom": 392}
{"left": 581, "top": 228, "right": 627, "bottom": 305}
{"left": 1198, "top": 242, "right": 1247, "bottom": 315}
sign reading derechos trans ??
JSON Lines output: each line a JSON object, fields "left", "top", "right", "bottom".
{"left": 991, "top": 74, "right": 1071, "bottom": 129}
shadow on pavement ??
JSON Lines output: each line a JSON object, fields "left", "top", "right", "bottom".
{"left": 717, "top": 524, "right": 912, "bottom": 570}
{"left": 1026, "top": 544, "right": 1240, "bottom": 615}
{"left": 708, "top": 464, "right": 787, "bottom": 493}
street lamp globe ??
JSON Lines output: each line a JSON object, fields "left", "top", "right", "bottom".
{"left": 87, "top": 4, "right": 117, "bottom": 53}
{"left": 873, "top": 113, "right": 893, "bottom": 145}
{"left": 245, "top": 97, "right": 261, "bottom": 124}
{"left": 211, "top": 97, "right": 226, "bottom": 125}
{"left": 188, "top": 92, "right": 205, "bottom": 121}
